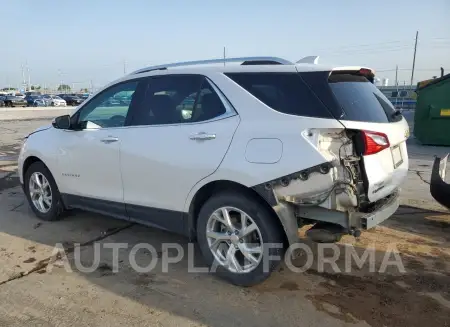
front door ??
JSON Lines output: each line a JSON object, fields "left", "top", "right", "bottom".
{"left": 120, "top": 75, "right": 240, "bottom": 233}
{"left": 57, "top": 79, "right": 144, "bottom": 216}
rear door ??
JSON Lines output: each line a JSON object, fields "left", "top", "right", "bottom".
{"left": 300, "top": 69, "right": 409, "bottom": 202}
{"left": 120, "top": 74, "right": 239, "bottom": 233}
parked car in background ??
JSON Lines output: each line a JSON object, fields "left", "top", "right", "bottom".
{"left": 3, "top": 95, "right": 27, "bottom": 107}
{"left": 78, "top": 93, "right": 91, "bottom": 103}
{"left": 25, "top": 95, "right": 45, "bottom": 107}
{"left": 33, "top": 97, "right": 49, "bottom": 107}
{"left": 43, "top": 95, "right": 66, "bottom": 107}
{"left": 102, "top": 97, "right": 121, "bottom": 106}
{"left": 58, "top": 94, "right": 83, "bottom": 106}
{"left": 25, "top": 91, "right": 42, "bottom": 97}
{"left": 0, "top": 96, "right": 5, "bottom": 107}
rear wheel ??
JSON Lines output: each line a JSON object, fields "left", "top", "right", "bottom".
{"left": 24, "top": 162, "right": 65, "bottom": 221}
{"left": 197, "top": 191, "right": 285, "bottom": 286}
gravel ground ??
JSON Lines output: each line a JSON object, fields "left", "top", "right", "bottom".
{"left": 0, "top": 114, "right": 449, "bottom": 327}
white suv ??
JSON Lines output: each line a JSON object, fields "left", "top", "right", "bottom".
{"left": 18, "top": 56, "right": 409, "bottom": 285}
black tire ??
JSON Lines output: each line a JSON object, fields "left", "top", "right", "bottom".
{"left": 196, "top": 191, "right": 285, "bottom": 286}
{"left": 24, "top": 161, "right": 65, "bottom": 221}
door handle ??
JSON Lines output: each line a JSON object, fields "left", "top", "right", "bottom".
{"left": 100, "top": 136, "right": 119, "bottom": 144}
{"left": 189, "top": 132, "right": 216, "bottom": 141}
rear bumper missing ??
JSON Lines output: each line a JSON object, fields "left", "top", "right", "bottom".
{"left": 273, "top": 190, "right": 400, "bottom": 245}
{"left": 357, "top": 190, "right": 400, "bottom": 229}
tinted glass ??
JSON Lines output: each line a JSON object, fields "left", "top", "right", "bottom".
{"left": 77, "top": 80, "right": 139, "bottom": 128}
{"left": 189, "top": 80, "right": 226, "bottom": 122}
{"left": 328, "top": 74, "right": 397, "bottom": 123}
{"left": 225, "top": 73, "right": 333, "bottom": 118}
{"left": 130, "top": 75, "right": 212, "bottom": 126}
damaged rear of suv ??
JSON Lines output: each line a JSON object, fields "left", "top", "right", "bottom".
{"left": 191, "top": 60, "right": 410, "bottom": 285}
{"left": 223, "top": 64, "right": 409, "bottom": 245}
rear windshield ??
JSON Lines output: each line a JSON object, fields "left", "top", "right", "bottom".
{"left": 328, "top": 74, "right": 398, "bottom": 123}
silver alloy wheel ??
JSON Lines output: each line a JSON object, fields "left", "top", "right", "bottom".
{"left": 206, "top": 206, "right": 263, "bottom": 273}
{"left": 29, "top": 172, "right": 52, "bottom": 213}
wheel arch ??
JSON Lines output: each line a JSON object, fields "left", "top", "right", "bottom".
{"left": 22, "top": 156, "right": 49, "bottom": 181}
{"left": 186, "top": 179, "right": 289, "bottom": 247}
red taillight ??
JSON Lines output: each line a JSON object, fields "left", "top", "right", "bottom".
{"left": 362, "top": 130, "right": 390, "bottom": 155}
{"left": 359, "top": 68, "right": 374, "bottom": 76}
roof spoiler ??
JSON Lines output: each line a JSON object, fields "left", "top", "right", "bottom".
{"left": 296, "top": 56, "right": 320, "bottom": 64}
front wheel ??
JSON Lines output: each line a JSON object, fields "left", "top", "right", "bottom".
{"left": 24, "top": 162, "right": 65, "bottom": 221}
{"left": 197, "top": 191, "right": 285, "bottom": 286}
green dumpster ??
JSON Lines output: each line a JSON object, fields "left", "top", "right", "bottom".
{"left": 414, "top": 74, "right": 450, "bottom": 145}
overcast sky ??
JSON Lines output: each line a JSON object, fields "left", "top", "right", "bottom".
{"left": 1, "top": 0, "right": 449, "bottom": 90}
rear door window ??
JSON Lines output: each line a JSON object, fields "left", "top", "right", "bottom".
{"left": 225, "top": 73, "right": 333, "bottom": 119}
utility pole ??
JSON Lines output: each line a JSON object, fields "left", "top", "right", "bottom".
{"left": 21, "top": 64, "right": 25, "bottom": 91}
{"left": 410, "top": 31, "right": 418, "bottom": 86}
{"left": 395, "top": 65, "right": 398, "bottom": 88}
{"left": 123, "top": 60, "right": 127, "bottom": 74}
{"left": 27, "top": 66, "right": 31, "bottom": 91}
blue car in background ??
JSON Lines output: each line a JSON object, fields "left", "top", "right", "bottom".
{"left": 24, "top": 95, "right": 51, "bottom": 107}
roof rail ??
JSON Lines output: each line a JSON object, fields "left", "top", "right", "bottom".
{"left": 130, "top": 56, "right": 294, "bottom": 75}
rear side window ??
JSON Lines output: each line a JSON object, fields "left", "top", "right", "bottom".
{"left": 225, "top": 73, "right": 333, "bottom": 119}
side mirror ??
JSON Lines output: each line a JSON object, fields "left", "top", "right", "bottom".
{"left": 52, "top": 115, "right": 71, "bottom": 129}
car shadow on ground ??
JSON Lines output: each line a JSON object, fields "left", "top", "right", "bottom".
{"left": 383, "top": 205, "right": 450, "bottom": 246}
{"left": 0, "top": 190, "right": 449, "bottom": 327}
